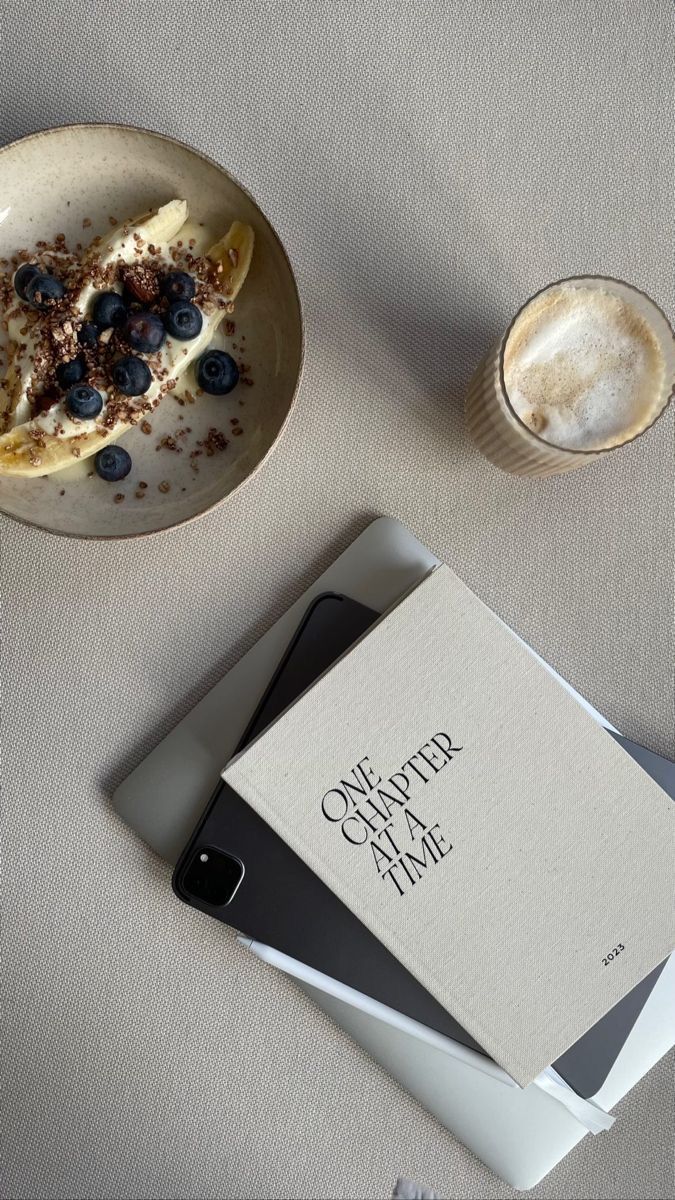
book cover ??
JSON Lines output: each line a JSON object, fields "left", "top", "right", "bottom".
{"left": 223, "top": 565, "right": 674, "bottom": 1086}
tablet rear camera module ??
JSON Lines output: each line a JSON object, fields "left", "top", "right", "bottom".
{"left": 182, "top": 847, "right": 244, "bottom": 907}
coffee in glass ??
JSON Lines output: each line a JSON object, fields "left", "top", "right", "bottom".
{"left": 466, "top": 277, "right": 674, "bottom": 476}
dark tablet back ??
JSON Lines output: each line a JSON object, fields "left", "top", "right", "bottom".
{"left": 173, "top": 592, "right": 670, "bottom": 1097}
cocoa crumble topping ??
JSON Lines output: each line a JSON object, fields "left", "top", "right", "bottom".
{"left": 197, "top": 427, "right": 229, "bottom": 456}
{"left": 114, "top": 493, "right": 125, "bottom": 503}
{"left": 158, "top": 480, "right": 171, "bottom": 493}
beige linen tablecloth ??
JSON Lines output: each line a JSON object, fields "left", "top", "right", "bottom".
{"left": 1, "top": 3, "right": 673, "bottom": 1198}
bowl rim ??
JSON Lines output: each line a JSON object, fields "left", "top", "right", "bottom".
{"left": 0, "top": 121, "right": 305, "bottom": 541}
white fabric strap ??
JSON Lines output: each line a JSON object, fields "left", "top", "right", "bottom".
{"left": 535, "top": 1066, "right": 615, "bottom": 1133}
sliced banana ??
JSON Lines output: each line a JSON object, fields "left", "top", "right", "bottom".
{"left": 0, "top": 419, "right": 125, "bottom": 475}
{"left": 207, "top": 221, "right": 255, "bottom": 300}
{"left": 0, "top": 213, "right": 254, "bottom": 477}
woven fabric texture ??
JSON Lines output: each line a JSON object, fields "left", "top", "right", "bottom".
{"left": 1, "top": 2, "right": 673, "bottom": 1197}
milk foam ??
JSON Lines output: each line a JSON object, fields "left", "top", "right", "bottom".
{"left": 503, "top": 286, "right": 666, "bottom": 450}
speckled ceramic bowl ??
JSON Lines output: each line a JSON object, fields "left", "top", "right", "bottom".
{"left": 0, "top": 124, "right": 303, "bottom": 537}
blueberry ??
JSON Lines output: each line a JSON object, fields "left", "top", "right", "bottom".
{"left": 77, "top": 321, "right": 99, "bottom": 349}
{"left": 93, "top": 291, "right": 127, "bottom": 330}
{"left": 124, "top": 310, "right": 165, "bottom": 353}
{"left": 14, "top": 262, "right": 41, "bottom": 301}
{"left": 160, "top": 271, "right": 195, "bottom": 302}
{"left": 165, "top": 300, "right": 203, "bottom": 341}
{"left": 112, "top": 355, "right": 152, "bottom": 396}
{"left": 65, "top": 384, "right": 103, "bottom": 419}
{"left": 95, "top": 445, "right": 132, "bottom": 482}
{"left": 197, "top": 349, "right": 239, "bottom": 395}
{"left": 25, "top": 273, "right": 65, "bottom": 309}
{"left": 56, "top": 355, "right": 87, "bottom": 388}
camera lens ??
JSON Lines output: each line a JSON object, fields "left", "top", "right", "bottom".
{"left": 182, "top": 846, "right": 245, "bottom": 907}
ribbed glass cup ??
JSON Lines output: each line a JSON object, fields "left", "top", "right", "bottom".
{"left": 465, "top": 277, "right": 675, "bottom": 477}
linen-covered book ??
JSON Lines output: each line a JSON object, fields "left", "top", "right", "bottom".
{"left": 223, "top": 565, "right": 674, "bottom": 1086}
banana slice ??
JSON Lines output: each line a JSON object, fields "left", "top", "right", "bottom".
{"left": 207, "top": 221, "right": 255, "bottom": 299}
{"left": 0, "top": 419, "right": 124, "bottom": 474}
{"left": 0, "top": 218, "right": 254, "bottom": 477}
